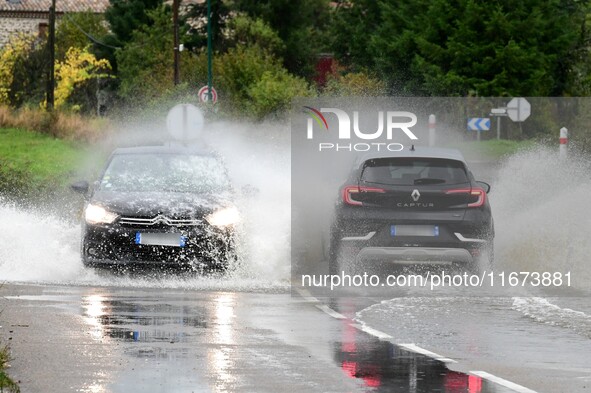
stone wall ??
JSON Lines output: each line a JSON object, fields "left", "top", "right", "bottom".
{"left": 0, "top": 16, "right": 47, "bottom": 46}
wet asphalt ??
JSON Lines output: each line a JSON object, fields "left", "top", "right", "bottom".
{"left": 2, "top": 281, "right": 577, "bottom": 393}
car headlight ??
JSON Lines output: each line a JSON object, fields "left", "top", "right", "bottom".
{"left": 206, "top": 206, "right": 240, "bottom": 228}
{"left": 85, "top": 203, "right": 119, "bottom": 225}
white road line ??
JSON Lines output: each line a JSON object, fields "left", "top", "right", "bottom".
{"left": 294, "top": 288, "right": 319, "bottom": 303}
{"left": 352, "top": 323, "right": 393, "bottom": 340}
{"left": 315, "top": 304, "right": 347, "bottom": 319}
{"left": 471, "top": 371, "right": 539, "bottom": 393}
{"left": 399, "top": 344, "right": 457, "bottom": 364}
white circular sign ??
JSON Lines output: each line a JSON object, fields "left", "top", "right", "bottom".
{"left": 506, "top": 97, "right": 531, "bottom": 122}
{"left": 166, "top": 104, "right": 204, "bottom": 141}
{"left": 198, "top": 85, "right": 218, "bottom": 104}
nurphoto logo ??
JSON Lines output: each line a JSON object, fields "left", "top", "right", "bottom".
{"left": 303, "top": 106, "right": 419, "bottom": 152}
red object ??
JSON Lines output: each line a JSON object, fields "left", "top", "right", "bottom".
{"left": 445, "top": 188, "right": 487, "bottom": 207}
{"left": 314, "top": 54, "right": 335, "bottom": 88}
{"left": 343, "top": 185, "right": 386, "bottom": 206}
{"left": 559, "top": 137, "right": 568, "bottom": 144}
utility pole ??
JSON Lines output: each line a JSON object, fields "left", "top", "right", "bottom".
{"left": 206, "top": 0, "right": 212, "bottom": 100}
{"left": 46, "top": 0, "right": 56, "bottom": 110}
{"left": 173, "top": 0, "right": 180, "bottom": 86}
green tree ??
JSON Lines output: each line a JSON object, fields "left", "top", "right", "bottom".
{"left": 331, "top": 0, "right": 587, "bottom": 97}
{"left": 105, "top": 0, "right": 163, "bottom": 43}
{"left": 233, "top": 0, "right": 332, "bottom": 77}
{"left": 183, "top": 0, "right": 232, "bottom": 52}
{"left": 115, "top": 6, "right": 173, "bottom": 101}
{"left": 99, "top": 0, "right": 164, "bottom": 71}
{"left": 55, "top": 12, "right": 109, "bottom": 61}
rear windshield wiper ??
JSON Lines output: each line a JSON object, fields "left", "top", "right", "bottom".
{"left": 414, "top": 178, "right": 446, "bottom": 185}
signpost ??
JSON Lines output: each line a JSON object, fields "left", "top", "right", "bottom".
{"left": 166, "top": 104, "right": 204, "bottom": 141}
{"left": 198, "top": 85, "right": 217, "bottom": 104}
{"left": 506, "top": 97, "right": 531, "bottom": 122}
{"left": 467, "top": 117, "right": 490, "bottom": 141}
{"left": 489, "top": 97, "right": 531, "bottom": 140}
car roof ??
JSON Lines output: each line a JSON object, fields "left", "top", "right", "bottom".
{"left": 111, "top": 144, "right": 216, "bottom": 157}
{"left": 357, "top": 146, "right": 467, "bottom": 164}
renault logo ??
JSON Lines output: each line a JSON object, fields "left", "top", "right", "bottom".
{"left": 154, "top": 215, "right": 171, "bottom": 225}
{"left": 411, "top": 189, "right": 421, "bottom": 202}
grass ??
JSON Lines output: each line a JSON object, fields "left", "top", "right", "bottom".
{"left": 447, "top": 139, "right": 536, "bottom": 161}
{"left": 0, "top": 128, "right": 107, "bottom": 202}
{"left": 0, "top": 344, "right": 19, "bottom": 393}
{"left": 0, "top": 128, "right": 87, "bottom": 185}
{"left": 0, "top": 105, "right": 111, "bottom": 143}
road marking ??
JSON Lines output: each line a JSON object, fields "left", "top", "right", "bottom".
{"left": 352, "top": 323, "right": 393, "bottom": 340}
{"left": 399, "top": 343, "right": 457, "bottom": 364}
{"left": 302, "top": 294, "right": 535, "bottom": 393}
{"left": 294, "top": 288, "right": 319, "bottom": 303}
{"left": 315, "top": 304, "right": 347, "bottom": 319}
{"left": 471, "top": 371, "right": 538, "bottom": 393}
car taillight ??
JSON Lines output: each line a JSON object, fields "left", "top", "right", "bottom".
{"left": 445, "top": 187, "right": 486, "bottom": 207}
{"left": 343, "top": 185, "right": 385, "bottom": 206}
{"left": 445, "top": 188, "right": 486, "bottom": 207}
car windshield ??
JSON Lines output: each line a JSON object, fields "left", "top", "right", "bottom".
{"left": 361, "top": 157, "right": 468, "bottom": 186}
{"left": 100, "top": 153, "right": 231, "bottom": 193}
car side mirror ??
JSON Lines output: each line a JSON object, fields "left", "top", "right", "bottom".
{"left": 71, "top": 180, "right": 90, "bottom": 196}
{"left": 476, "top": 181, "right": 491, "bottom": 194}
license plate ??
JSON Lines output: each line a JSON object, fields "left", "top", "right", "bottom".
{"left": 135, "top": 232, "right": 186, "bottom": 247}
{"left": 391, "top": 225, "right": 439, "bottom": 237}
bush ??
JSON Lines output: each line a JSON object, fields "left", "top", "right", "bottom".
{"left": 323, "top": 72, "right": 387, "bottom": 96}
{"left": 246, "top": 70, "right": 312, "bottom": 119}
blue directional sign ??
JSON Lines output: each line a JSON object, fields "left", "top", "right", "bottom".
{"left": 467, "top": 117, "right": 490, "bottom": 131}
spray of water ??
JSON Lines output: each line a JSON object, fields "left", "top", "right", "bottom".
{"left": 492, "top": 145, "right": 591, "bottom": 290}
{"left": 0, "top": 121, "right": 290, "bottom": 290}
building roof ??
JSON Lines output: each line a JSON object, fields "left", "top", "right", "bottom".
{"left": 0, "top": 0, "right": 109, "bottom": 13}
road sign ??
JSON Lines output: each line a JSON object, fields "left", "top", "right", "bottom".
{"left": 506, "top": 97, "right": 530, "bottom": 122}
{"left": 166, "top": 103, "right": 204, "bottom": 141}
{"left": 198, "top": 85, "right": 217, "bottom": 104}
{"left": 467, "top": 118, "right": 490, "bottom": 131}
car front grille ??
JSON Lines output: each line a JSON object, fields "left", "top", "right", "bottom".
{"left": 118, "top": 215, "right": 202, "bottom": 227}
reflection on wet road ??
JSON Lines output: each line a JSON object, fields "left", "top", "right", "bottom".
{"left": 1, "top": 284, "right": 521, "bottom": 393}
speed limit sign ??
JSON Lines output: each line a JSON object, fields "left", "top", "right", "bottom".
{"left": 198, "top": 85, "right": 217, "bottom": 104}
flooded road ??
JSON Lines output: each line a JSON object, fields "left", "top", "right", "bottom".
{"left": 1, "top": 283, "right": 523, "bottom": 393}
{"left": 1, "top": 139, "right": 591, "bottom": 392}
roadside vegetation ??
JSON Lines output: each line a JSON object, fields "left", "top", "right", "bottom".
{"left": 0, "top": 127, "right": 104, "bottom": 203}
{"left": 0, "top": 339, "right": 19, "bottom": 393}
{"left": 1, "top": 0, "right": 591, "bottom": 198}
{"left": 449, "top": 140, "right": 536, "bottom": 161}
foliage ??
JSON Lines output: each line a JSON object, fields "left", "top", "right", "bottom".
{"left": 183, "top": 0, "right": 232, "bottom": 51}
{"left": 211, "top": 44, "right": 314, "bottom": 118}
{"left": 100, "top": 0, "right": 164, "bottom": 71}
{"left": 0, "top": 34, "right": 43, "bottom": 107}
{"left": 104, "top": 0, "right": 163, "bottom": 44}
{"left": 246, "top": 70, "right": 312, "bottom": 118}
{"left": 115, "top": 6, "right": 174, "bottom": 102}
{"left": 0, "top": 343, "right": 19, "bottom": 393}
{"left": 233, "top": 0, "right": 332, "bottom": 77}
{"left": 51, "top": 46, "right": 112, "bottom": 111}
{"left": 55, "top": 12, "right": 109, "bottom": 61}
{"left": 226, "top": 15, "right": 285, "bottom": 56}
{"left": 331, "top": 0, "right": 589, "bottom": 97}
{"left": 323, "top": 71, "right": 387, "bottom": 96}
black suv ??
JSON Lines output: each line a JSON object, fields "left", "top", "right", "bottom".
{"left": 329, "top": 147, "right": 493, "bottom": 274}
{"left": 71, "top": 145, "right": 239, "bottom": 270}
